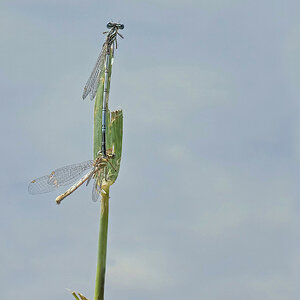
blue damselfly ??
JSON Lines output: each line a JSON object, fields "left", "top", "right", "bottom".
{"left": 82, "top": 22, "right": 124, "bottom": 157}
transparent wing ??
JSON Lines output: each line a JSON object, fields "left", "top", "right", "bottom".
{"left": 82, "top": 43, "right": 107, "bottom": 101}
{"left": 28, "top": 160, "right": 94, "bottom": 194}
{"left": 90, "top": 71, "right": 102, "bottom": 100}
{"left": 92, "top": 173, "right": 103, "bottom": 202}
{"left": 28, "top": 175, "right": 60, "bottom": 194}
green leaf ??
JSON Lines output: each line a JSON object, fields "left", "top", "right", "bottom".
{"left": 106, "top": 109, "right": 123, "bottom": 184}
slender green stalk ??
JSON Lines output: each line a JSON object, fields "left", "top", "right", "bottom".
{"left": 94, "top": 182, "right": 110, "bottom": 300}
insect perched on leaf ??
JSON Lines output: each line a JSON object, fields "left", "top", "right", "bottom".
{"left": 28, "top": 150, "right": 115, "bottom": 205}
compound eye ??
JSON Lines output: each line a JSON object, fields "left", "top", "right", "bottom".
{"left": 118, "top": 24, "right": 124, "bottom": 30}
{"left": 106, "top": 22, "right": 113, "bottom": 29}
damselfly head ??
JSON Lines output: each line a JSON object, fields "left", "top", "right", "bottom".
{"left": 106, "top": 147, "right": 116, "bottom": 159}
{"left": 106, "top": 22, "right": 124, "bottom": 30}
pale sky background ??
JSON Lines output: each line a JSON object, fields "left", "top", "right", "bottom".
{"left": 1, "top": 1, "right": 299, "bottom": 299}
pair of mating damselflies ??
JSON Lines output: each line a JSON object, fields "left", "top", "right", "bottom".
{"left": 28, "top": 22, "right": 124, "bottom": 204}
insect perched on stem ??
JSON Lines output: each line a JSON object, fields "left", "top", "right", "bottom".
{"left": 82, "top": 22, "right": 124, "bottom": 160}
{"left": 28, "top": 149, "right": 115, "bottom": 205}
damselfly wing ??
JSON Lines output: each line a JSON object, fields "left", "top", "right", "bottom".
{"left": 28, "top": 160, "right": 94, "bottom": 194}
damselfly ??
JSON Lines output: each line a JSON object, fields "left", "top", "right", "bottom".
{"left": 82, "top": 22, "right": 124, "bottom": 158}
{"left": 82, "top": 22, "right": 124, "bottom": 101}
{"left": 28, "top": 151, "right": 115, "bottom": 205}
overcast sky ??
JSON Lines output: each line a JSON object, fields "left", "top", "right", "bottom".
{"left": 1, "top": 0, "right": 299, "bottom": 299}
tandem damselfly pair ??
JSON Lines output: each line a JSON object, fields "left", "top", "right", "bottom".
{"left": 28, "top": 22, "right": 124, "bottom": 204}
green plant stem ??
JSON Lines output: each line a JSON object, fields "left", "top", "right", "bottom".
{"left": 94, "top": 182, "right": 110, "bottom": 300}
